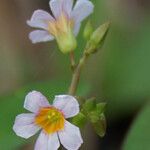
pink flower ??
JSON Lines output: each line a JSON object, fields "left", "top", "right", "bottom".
{"left": 27, "top": 0, "right": 94, "bottom": 53}
{"left": 13, "top": 91, "right": 83, "bottom": 150}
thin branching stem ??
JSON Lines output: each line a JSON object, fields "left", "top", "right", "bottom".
{"left": 68, "top": 51, "right": 89, "bottom": 95}
{"left": 69, "top": 51, "right": 76, "bottom": 72}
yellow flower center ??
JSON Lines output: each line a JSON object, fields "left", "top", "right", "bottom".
{"left": 35, "top": 107, "right": 65, "bottom": 134}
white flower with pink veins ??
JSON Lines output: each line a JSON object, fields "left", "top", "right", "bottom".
{"left": 27, "top": 0, "right": 94, "bottom": 53}
{"left": 13, "top": 91, "right": 83, "bottom": 150}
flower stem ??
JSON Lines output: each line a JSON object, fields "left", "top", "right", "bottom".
{"left": 68, "top": 51, "right": 89, "bottom": 95}
{"left": 69, "top": 51, "right": 76, "bottom": 71}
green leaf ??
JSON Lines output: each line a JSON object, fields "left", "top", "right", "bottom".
{"left": 92, "top": 114, "right": 107, "bottom": 137}
{"left": 0, "top": 80, "right": 90, "bottom": 150}
{"left": 101, "top": 23, "right": 150, "bottom": 121}
{"left": 71, "top": 112, "right": 87, "bottom": 128}
{"left": 89, "top": 111, "right": 100, "bottom": 123}
{"left": 96, "top": 102, "right": 107, "bottom": 115}
{"left": 82, "top": 97, "right": 96, "bottom": 114}
{"left": 86, "top": 102, "right": 107, "bottom": 123}
{"left": 123, "top": 102, "right": 150, "bottom": 150}
{"left": 82, "top": 101, "right": 107, "bottom": 137}
{"left": 81, "top": 98, "right": 107, "bottom": 137}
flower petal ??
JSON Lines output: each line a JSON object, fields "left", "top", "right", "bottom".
{"left": 63, "top": 0, "right": 74, "bottom": 16}
{"left": 24, "top": 91, "right": 50, "bottom": 113}
{"left": 49, "top": 0, "right": 63, "bottom": 19}
{"left": 27, "top": 9, "right": 54, "bottom": 29}
{"left": 29, "top": 30, "right": 54, "bottom": 43}
{"left": 58, "top": 121, "right": 83, "bottom": 150}
{"left": 53, "top": 95, "right": 79, "bottom": 118}
{"left": 13, "top": 113, "right": 40, "bottom": 139}
{"left": 71, "top": 0, "right": 94, "bottom": 23}
{"left": 73, "top": 23, "right": 81, "bottom": 36}
{"left": 34, "top": 131, "right": 60, "bottom": 150}
{"left": 49, "top": 0, "right": 73, "bottom": 18}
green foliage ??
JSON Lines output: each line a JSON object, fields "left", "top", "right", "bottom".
{"left": 71, "top": 112, "right": 87, "bottom": 128}
{"left": 92, "top": 114, "right": 106, "bottom": 137}
{"left": 101, "top": 23, "right": 150, "bottom": 120}
{"left": 81, "top": 98, "right": 107, "bottom": 137}
{"left": 0, "top": 80, "right": 90, "bottom": 150}
{"left": 82, "top": 97, "right": 96, "bottom": 114}
{"left": 123, "top": 102, "right": 150, "bottom": 150}
{"left": 96, "top": 103, "right": 107, "bottom": 115}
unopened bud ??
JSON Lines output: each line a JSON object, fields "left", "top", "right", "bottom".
{"left": 86, "top": 22, "right": 110, "bottom": 54}
{"left": 83, "top": 21, "right": 93, "bottom": 40}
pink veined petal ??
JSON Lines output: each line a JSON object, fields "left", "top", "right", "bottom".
{"left": 29, "top": 30, "right": 54, "bottom": 43}
{"left": 71, "top": 0, "right": 94, "bottom": 24}
{"left": 13, "top": 113, "right": 40, "bottom": 139}
{"left": 53, "top": 95, "right": 79, "bottom": 118}
{"left": 24, "top": 91, "right": 50, "bottom": 113}
{"left": 58, "top": 121, "right": 83, "bottom": 150}
{"left": 73, "top": 23, "right": 81, "bottom": 36}
{"left": 27, "top": 9, "right": 54, "bottom": 29}
{"left": 34, "top": 131, "right": 60, "bottom": 150}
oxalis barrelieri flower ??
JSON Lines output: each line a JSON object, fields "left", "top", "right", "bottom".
{"left": 27, "top": 0, "right": 94, "bottom": 53}
{"left": 13, "top": 91, "right": 83, "bottom": 150}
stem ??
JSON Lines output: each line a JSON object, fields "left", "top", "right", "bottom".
{"left": 68, "top": 52, "right": 89, "bottom": 95}
{"left": 69, "top": 51, "right": 76, "bottom": 71}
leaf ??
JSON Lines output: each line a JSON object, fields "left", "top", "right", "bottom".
{"left": 84, "top": 101, "right": 106, "bottom": 123}
{"left": 82, "top": 97, "right": 96, "bottom": 114}
{"left": 0, "top": 80, "right": 90, "bottom": 150}
{"left": 122, "top": 102, "right": 150, "bottom": 150}
{"left": 71, "top": 112, "right": 87, "bottom": 128}
{"left": 81, "top": 99, "right": 107, "bottom": 137}
{"left": 101, "top": 23, "right": 150, "bottom": 121}
{"left": 89, "top": 110, "right": 100, "bottom": 123}
{"left": 92, "top": 114, "right": 107, "bottom": 137}
{"left": 96, "top": 102, "right": 107, "bottom": 115}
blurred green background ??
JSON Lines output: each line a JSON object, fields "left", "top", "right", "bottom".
{"left": 0, "top": 0, "right": 150, "bottom": 149}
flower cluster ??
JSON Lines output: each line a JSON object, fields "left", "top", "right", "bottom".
{"left": 13, "top": 0, "right": 98, "bottom": 150}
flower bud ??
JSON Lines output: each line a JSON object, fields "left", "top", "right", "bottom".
{"left": 86, "top": 22, "right": 110, "bottom": 54}
{"left": 56, "top": 28, "right": 77, "bottom": 54}
{"left": 83, "top": 21, "right": 93, "bottom": 40}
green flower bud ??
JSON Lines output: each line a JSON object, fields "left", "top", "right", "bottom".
{"left": 86, "top": 21, "right": 110, "bottom": 54}
{"left": 56, "top": 28, "right": 77, "bottom": 54}
{"left": 83, "top": 21, "right": 94, "bottom": 40}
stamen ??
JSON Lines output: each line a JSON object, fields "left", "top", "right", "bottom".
{"left": 35, "top": 107, "right": 65, "bottom": 134}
